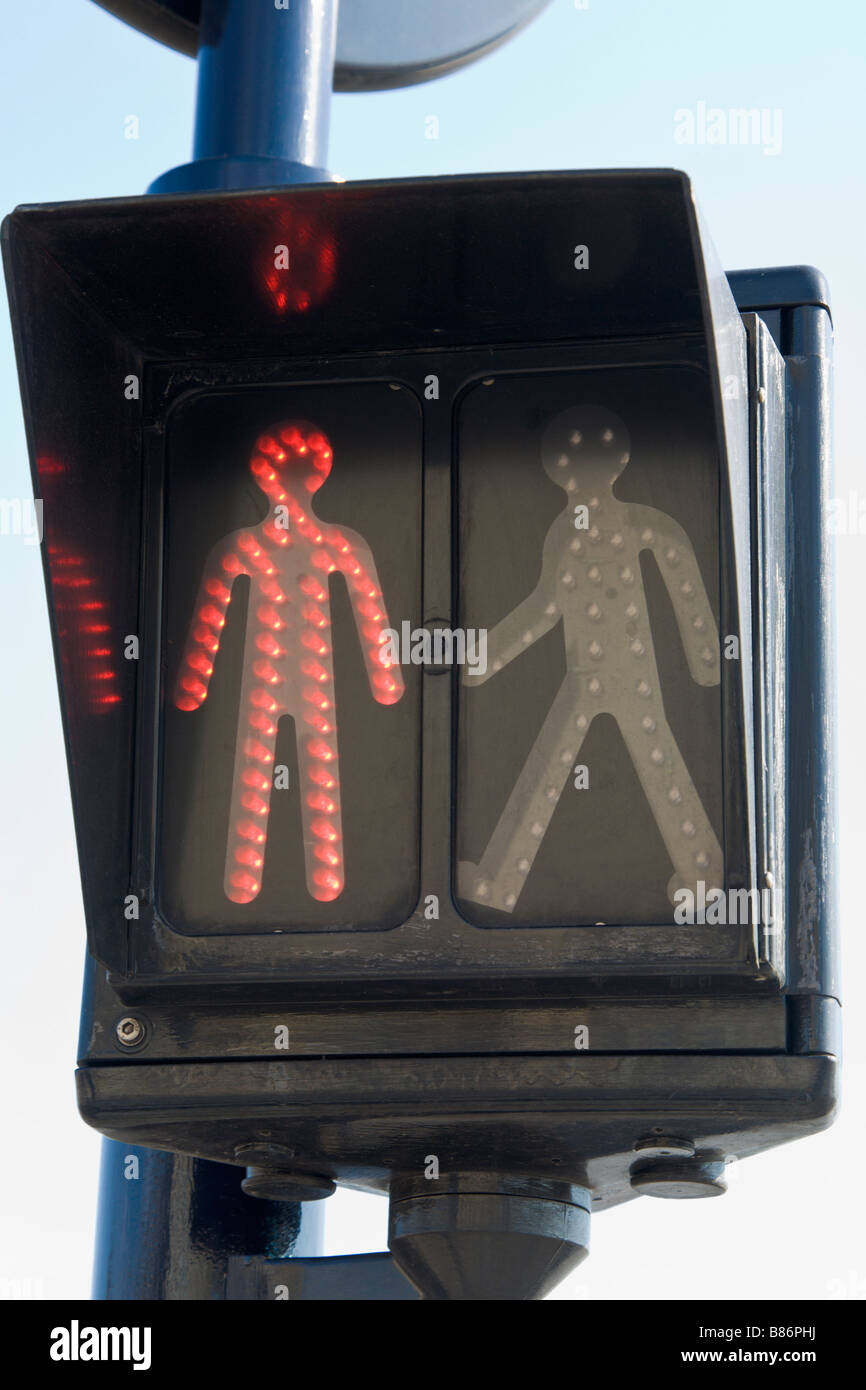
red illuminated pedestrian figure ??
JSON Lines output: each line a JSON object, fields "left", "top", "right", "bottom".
{"left": 459, "top": 405, "right": 723, "bottom": 915}
{"left": 174, "top": 422, "right": 403, "bottom": 905}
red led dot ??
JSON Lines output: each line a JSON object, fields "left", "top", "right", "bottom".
{"left": 243, "top": 738, "right": 272, "bottom": 764}
{"left": 235, "top": 845, "right": 264, "bottom": 869}
{"left": 300, "top": 630, "right": 329, "bottom": 656}
{"left": 311, "top": 870, "right": 342, "bottom": 901}
{"left": 204, "top": 578, "right": 231, "bottom": 603}
{"left": 199, "top": 604, "right": 226, "bottom": 630}
{"left": 255, "top": 632, "right": 285, "bottom": 658}
{"left": 307, "top": 738, "right": 335, "bottom": 763}
{"left": 227, "top": 871, "right": 259, "bottom": 903}
{"left": 242, "top": 768, "right": 269, "bottom": 792}
{"left": 252, "top": 660, "right": 281, "bottom": 684}
{"left": 258, "top": 578, "right": 288, "bottom": 603}
{"left": 300, "top": 659, "right": 328, "bottom": 683}
{"left": 192, "top": 625, "right": 220, "bottom": 653}
{"left": 250, "top": 688, "right": 279, "bottom": 712}
{"left": 310, "top": 817, "right": 339, "bottom": 842}
{"left": 237, "top": 820, "right": 266, "bottom": 844}
{"left": 314, "top": 843, "right": 341, "bottom": 866}
{"left": 299, "top": 575, "right": 327, "bottom": 601}
{"left": 301, "top": 602, "right": 328, "bottom": 628}
{"left": 303, "top": 712, "right": 333, "bottom": 735}
{"left": 241, "top": 791, "right": 269, "bottom": 817}
{"left": 257, "top": 605, "right": 285, "bottom": 630}
{"left": 180, "top": 675, "right": 207, "bottom": 701}
{"left": 302, "top": 685, "right": 331, "bottom": 711}
{"left": 249, "top": 711, "right": 277, "bottom": 736}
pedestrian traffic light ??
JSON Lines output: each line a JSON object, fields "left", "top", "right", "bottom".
{"left": 3, "top": 170, "right": 836, "bottom": 1298}
{"left": 160, "top": 391, "right": 421, "bottom": 930}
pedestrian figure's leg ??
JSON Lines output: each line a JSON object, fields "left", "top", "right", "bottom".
{"left": 616, "top": 700, "right": 723, "bottom": 904}
{"left": 458, "top": 677, "right": 592, "bottom": 913}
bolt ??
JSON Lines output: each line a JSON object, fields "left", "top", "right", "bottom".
{"left": 116, "top": 1016, "right": 145, "bottom": 1047}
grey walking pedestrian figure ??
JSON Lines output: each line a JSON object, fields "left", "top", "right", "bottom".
{"left": 459, "top": 405, "right": 724, "bottom": 915}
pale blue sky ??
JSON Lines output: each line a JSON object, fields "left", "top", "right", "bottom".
{"left": 1, "top": 0, "right": 863, "bottom": 1300}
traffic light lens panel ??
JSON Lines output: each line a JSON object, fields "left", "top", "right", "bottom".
{"left": 456, "top": 367, "right": 725, "bottom": 927}
{"left": 159, "top": 383, "right": 422, "bottom": 932}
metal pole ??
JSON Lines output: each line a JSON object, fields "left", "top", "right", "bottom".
{"left": 92, "top": 1141, "right": 325, "bottom": 1300}
{"left": 95, "top": 0, "right": 341, "bottom": 1299}
{"left": 148, "top": 0, "right": 340, "bottom": 193}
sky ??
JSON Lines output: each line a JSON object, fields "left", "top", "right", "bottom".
{"left": 0, "top": 0, "right": 864, "bottom": 1301}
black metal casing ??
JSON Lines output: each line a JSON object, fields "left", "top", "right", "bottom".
{"left": 2, "top": 172, "right": 837, "bottom": 1213}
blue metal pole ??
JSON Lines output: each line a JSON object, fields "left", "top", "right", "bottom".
{"left": 148, "top": 0, "right": 340, "bottom": 193}
{"left": 93, "top": 1141, "right": 325, "bottom": 1300}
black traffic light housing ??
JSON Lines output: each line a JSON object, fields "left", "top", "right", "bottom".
{"left": 3, "top": 171, "right": 837, "bottom": 1277}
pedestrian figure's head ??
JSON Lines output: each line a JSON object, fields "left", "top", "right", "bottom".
{"left": 250, "top": 420, "right": 334, "bottom": 499}
{"left": 541, "top": 405, "right": 631, "bottom": 491}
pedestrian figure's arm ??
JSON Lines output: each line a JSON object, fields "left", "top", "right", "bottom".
{"left": 467, "top": 556, "right": 560, "bottom": 687}
{"left": 641, "top": 508, "right": 720, "bottom": 686}
{"left": 326, "top": 525, "right": 404, "bottom": 705}
{"left": 174, "top": 532, "right": 253, "bottom": 711}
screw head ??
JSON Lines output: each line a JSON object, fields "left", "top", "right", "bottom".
{"left": 115, "top": 1016, "right": 145, "bottom": 1047}
{"left": 633, "top": 1135, "right": 695, "bottom": 1160}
